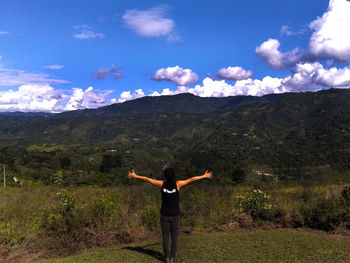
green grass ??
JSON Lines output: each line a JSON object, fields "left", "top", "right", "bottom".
{"left": 26, "top": 143, "right": 66, "bottom": 152}
{"left": 40, "top": 229, "right": 350, "bottom": 263}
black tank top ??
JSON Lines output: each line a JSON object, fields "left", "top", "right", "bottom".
{"left": 160, "top": 181, "right": 180, "bottom": 216}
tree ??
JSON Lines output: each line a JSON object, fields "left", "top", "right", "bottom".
{"left": 231, "top": 167, "right": 246, "bottom": 184}
{"left": 100, "top": 154, "right": 122, "bottom": 173}
{"left": 52, "top": 170, "right": 64, "bottom": 186}
{"left": 59, "top": 157, "right": 71, "bottom": 169}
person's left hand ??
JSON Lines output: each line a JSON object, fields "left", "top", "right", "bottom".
{"left": 128, "top": 169, "right": 137, "bottom": 178}
{"left": 203, "top": 170, "right": 213, "bottom": 179}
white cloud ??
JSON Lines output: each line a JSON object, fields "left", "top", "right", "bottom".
{"left": 281, "top": 62, "right": 350, "bottom": 90}
{"left": 0, "top": 84, "right": 63, "bottom": 112}
{"left": 118, "top": 89, "right": 145, "bottom": 103}
{"left": 0, "top": 67, "right": 69, "bottom": 86}
{"left": 255, "top": 38, "right": 301, "bottom": 69}
{"left": 187, "top": 76, "right": 285, "bottom": 97}
{"left": 0, "top": 84, "right": 114, "bottom": 113}
{"left": 74, "top": 30, "right": 105, "bottom": 40}
{"left": 152, "top": 66, "right": 199, "bottom": 86}
{"left": 122, "top": 6, "right": 179, "bottom": 41}
{"left": 42, "top": 65, "right": 64, "bottom": 70}
{"left": 120, "top": 61, "right": 350, "bottom": 102}
{"left": 150, "top": 88, "right": 176, "bottom": 97}
{"left": 216, "top": 66, "right": 253, "bottom": 80}
{"left": 308, "top": 0, "right": 350, "bottom": 62}
{"left": 314, "top": 65, "right": 350, "bottom": 87}
{"left": 280, "top": 25, "right": 306, "bottom": 36}
{"left": 0, "top": 31, "right": 8, "bottom": 35}
{"left": 64, "top": 87, "right": 113, "bottom": 111}
{"left": 281, "top": 62, "right": 324, "bottom": 92}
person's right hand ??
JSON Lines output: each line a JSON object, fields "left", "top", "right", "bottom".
{"left": 128, "top": 169, "right": 137, "bottom": 178}
{"left": 203, "top": 170, "right": 213, "bottom": 179}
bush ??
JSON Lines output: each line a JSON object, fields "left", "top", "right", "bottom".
{"left": 231, "top": 167, "right": 246, "bottom": 184}
{"left": 303, "top": 197, "right": 347, "bottom": 231}
{"left": 38, "top": 190, "right": 80, "bottom": 236}
{"left": 141, "top": 204, "right": 159, "bottom": 230}
{"left": 341, "top": 186, "right": 350, "bottom": 205}
{"left": 237, "top": 189, "right": 274, "bottom": 220}
{"left": 88, "top": 195, "right": 116, "bottom": 229}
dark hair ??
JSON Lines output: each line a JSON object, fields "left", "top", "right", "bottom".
{"left": 163, "top": 167, "right": 176, "bottom": 185}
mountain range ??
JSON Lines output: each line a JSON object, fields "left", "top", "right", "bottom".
{"left": 0, "top": 88, "right": 350, "bottom": 184}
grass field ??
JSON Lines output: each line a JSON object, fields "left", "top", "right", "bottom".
{"left": 41, "top": 229, "right": 350, "bottom": 263}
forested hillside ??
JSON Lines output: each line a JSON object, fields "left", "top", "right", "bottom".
{"left": 1, "top": 88, "right": 350, "bottom": 185}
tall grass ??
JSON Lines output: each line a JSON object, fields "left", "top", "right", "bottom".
{"left": 0, "top": 183, "right": 349, "bottom": 261}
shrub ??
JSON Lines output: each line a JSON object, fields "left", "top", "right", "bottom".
{"left": 141, "top": 204, "right": 159, "bottom": 230}
{"left": 236, "top": 188, "right": 274, "bottom": 220}
{"left": 341, "top": 186, "right": 350, "bottom": 205}
{"left": 303, "top": 197, "right": 347, "bottom": 231}
{"left": 57, "top": 189, "right": 76, "bottom": 214}
{"left": 88, "top": 195, "right": 116, "bottom": 229}
{"left": 52, "top": 170, "right": 64, "bottom": 186}
{"left": 231, "top": 167, "right": 246, "bottom": 184}
{"left": 38, "top": 190, "right": 80, "bottom": 236}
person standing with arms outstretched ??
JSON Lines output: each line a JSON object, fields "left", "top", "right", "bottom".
{"left": 128, "top": 167, "right": 213, "bottom": 263}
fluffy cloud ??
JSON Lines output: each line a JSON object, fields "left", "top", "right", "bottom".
{"left": 281, "top": 62, "right": 324, "bottom": 92}
{"left": 308, "top": 0, "right": 350, "bottom": 62}
{"left": 152, "top": 66, "right": 199, "bottom": 86}
{"left": 42, "top": 65, "right": 64, "bottom": 70}
{"left": 64, "top": 87, "right": 113, "bottom": 111}
{"left": 186, "top": 76, "right": 285, "bottom": 97}
{"left": 313, "top": 64, "right": 350, "bottom": 87}
{"left": 150, "top": 88, "right": 177, "bottom": 97}
{"left": 259, "top": 0, "right": 350, "bottom": 67}
{"left": 0, "top": 85, "right": 114, "bottom": 112}
{"left": 118, "top": 89, "right": 145, "bottom": 103}
{"left": 0, "top": 67, "right": 69, "bottom": 86}
{"left": 216, "top": 66, "right": 253, "bottom": 80}
{"left": 0, "top": 84, "right": 63, "bottom": 112}
{"left": 120, "top": 61, "right": 350, "bottom": 103}
{"left": 93, "top": 65, "right": 124, "bottom": 80}
{"left": 184, "top": 63, "right": 350, "bottom": 97}
{"left": 281, "top": 62, "right": 350, "bottom": 90}
{"left": 122, "top": 6, "right": 179, "bottom": 41}
{"left": 255, "top": 39, "right": 301, "bottom": 69}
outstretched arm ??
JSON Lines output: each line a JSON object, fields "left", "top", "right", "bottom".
{"left": 128, "top": 169, "right": 163, "bottom": 188}
{"left": 177, "top": 170, "right": 213, "bottom": 190}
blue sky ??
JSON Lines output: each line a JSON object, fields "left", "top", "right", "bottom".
{"left": 1, "top": 0, "right": 350, "bottom": 112}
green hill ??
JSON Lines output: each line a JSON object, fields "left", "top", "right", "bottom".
{"left": 1, "top": 88, "right": 350, "bottom": 185}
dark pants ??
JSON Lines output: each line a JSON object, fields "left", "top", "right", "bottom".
{"left": 160, "top": 215, "right": 180, "bottom": 259}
